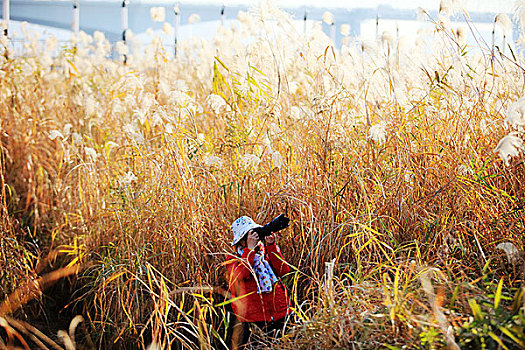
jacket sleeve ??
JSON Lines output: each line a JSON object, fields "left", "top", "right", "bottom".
{"left": 225, "top": 249, "right": 256, "bottom": 284}
{"left": 265, "top": 244, "right": 290, "bottom": 277}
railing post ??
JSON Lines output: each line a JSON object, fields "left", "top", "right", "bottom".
{"left": 121, "top": 0, "right": 129, "bottom": 63}
{"left": 330, "top": 20, "right": 335, "bottom": 44}
{"left": 375, "top": 13, "right": 379, "bottom": 39}
{"left": 121, "top": 0, "right": 129, "bottom": 41}
{"left": 73, "top": 0, "right": 79, "bottom": 34}
{"left": 2, "top": 0, "right": 9, "bottom": 37}
{"left": 303, "top": 9, "right": 307, "bottom": 34}
{"left": 174, "top": 3, "right": 179, "bottom": 58}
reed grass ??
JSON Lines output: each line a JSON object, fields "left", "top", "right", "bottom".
{"left": 1, "top": 4, "right": 525, "bottom": 349}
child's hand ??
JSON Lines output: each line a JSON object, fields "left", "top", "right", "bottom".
{"left": 264, "top": 234, "right": 276, "bottom": 245}
{"left": 246, "top": 231, "right": 259, "bottom": 249}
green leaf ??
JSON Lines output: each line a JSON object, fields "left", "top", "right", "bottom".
{"left": 383, "top": 345, "right": 400, "bottom": 350}
{"left": 468, "top": 299, "right": 484, "bottom": 321}
{"left": 494, "top": 278, "right": 504, "bottom": 310}
{"left": 499, "top": 327, "right": 525, "bottom": 349}
{"left": 511, "top": 287, "right": 524, "bottom": 315}
{"left": 214, "top": 291, "right": 255, "bottom": 307}
{"left": 449, "top": 284, "right": 460, "bottom": 308}
{"left": 488, "top": 331, "right": 508, "bottom": 350}
{"left": 214, "top": 56, "right": 230, "bottom": 72}
{"left": 482, "top": 258, "right": 492, "bottom": 274}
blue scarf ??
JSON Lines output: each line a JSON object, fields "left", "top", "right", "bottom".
{"left": 237, "top": 245, "right": 279, "bottom": 293}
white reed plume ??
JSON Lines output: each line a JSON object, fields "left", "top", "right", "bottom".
{"left": 119, "top": 171, "right": 137, "bottom": 186}
{"left": 494, "top": 13, "right": 512, "bottom": 53}
{"left": 381, "top": 30, "right": 394, "bottom": 46}
{"left": 416, "top": 7, "right": 428, "bottom": 21}
{"left": 123, "top": 123, "right": 145, "bottom": 144}
{"left": 93, "top": 30, "right": 105, "bottom": 43}
{"left": 105, "top": 141, "right": 119, "bottom": 151}
{"left": 162, "top": 22, "right": 173, "bottom": 35}
{"left": 45, "top": 35, "right": 58, "bottom": 52}
{"left": 238, "top": 10, "right": 250, "bottom": 25}
{"left": 439, "top": 0, "right": 451, "bottom": 15}
{"left": 115, "top": 41, "right": 128, "bottom": 55}
{"left": 496, "top": 242, "right": 522, "bottom": 266}
{"left": 207, "top": 94, "right": 226, "bottom": 114}
{"left": 240, "top": 154, "right": 261, "bottom": 171}
{"left": 439, "top": 0, "right": 466, "bottom": 16}
{"left": 290, "top": 106, "right": 302, "bottom": 120}
{"left": 361, "top": 40, "right": 378, "bottom": 56}
{"left": 49, "top": 130, "right": 65, "bottom": 141}
{"left": 63, "top": 123, "right": 73, "bottom": 136}
{"left": 506, "top": 97, "right": 525, "bottom": 131}
{"left": 72, "top": 133, "right": 82, "bottom": 145}
{"left": 188, "top": 14, "right": 201, "bottom": 24}
{"left": 197, "top": 133, "right": 205, "bottom": 146}
{"left": 495, "top": 13, "right": 512, "bottom": 35}
{"left": 494, "top": 133, "right": 525, "bottom": 166}
{"left": 322, "top": 11, "right": 334, "bottom": 25}
{"left": 84, "top": 147, "right": 98, "bottom": 160}
{"left": 369, "top": 121, "right": 388, "bottom": 144}
{"left": 404, "top": 172, "right": 414, "bottom": 186}
{"left": 457, "top": 164, "right": 473, "bottom": 176}
{"left": 78, "top": 31, "right": 93, "bottom": 45}
{"left": 381, "top": 30, "right": 395, "bottom": 57}
{"left": 164, "top": 123, "right": 174, "bottom": 134}
{"left": 272, "top": 151, "right": 283, "bottom": 168}
{"left": 150, "top": 7, "right": 166, "bottom": 22}
{"left": 288, "top": 81, "right": 299, "bottom": 95}
{"left": 340, "top": 24, "right": 351, "bottom": 37}
{"left": 83, "top": 96, "right": 100, "bottom": 117}
{"left": 456, "top": 26, "right": 467, "bottom": 44}
{"left": 170, "top": 91, "right": 191, "bottom": 106}
{"left": 203, "top": 155, "right": 223, "bottom": 169}
{"left": 323, "top": 11, "right": 336, "bottom": 42}
{"left": 479, "top": 118, "right": 494, "bottom": 136}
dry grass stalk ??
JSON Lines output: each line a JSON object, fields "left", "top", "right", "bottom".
{"left": 1, "top": 2, "right": 525, "bottom": 348}
{"left": 0, "top": 264, "right": 82, "bottom": 316}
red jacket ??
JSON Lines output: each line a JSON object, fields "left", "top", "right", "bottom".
{"left": 225, "top": 243, "right": 290, "bottom": 322}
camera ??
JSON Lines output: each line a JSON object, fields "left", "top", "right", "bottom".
{"left": 252, "top": 214, "right": 290, "bottom": 240}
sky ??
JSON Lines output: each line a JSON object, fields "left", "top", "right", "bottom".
{"left": 134, "top": 0, "right": 515, "bottom": 14}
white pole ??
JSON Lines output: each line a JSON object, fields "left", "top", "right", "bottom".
{"left": 174, "top": 3, "right": 179, "bottom": 57}
{"left": 221, "top": 4, "right": 225, "bottom": 26}
{"left": 330, "top": 21, "right": 335, "bottom": 44}
{"left": 73, "top": 0, "right": 79, "bottom": 34}
{"left": 491, "top": 21, "right": 495, "bottom": 57}
{"left": 2, "top": 0, "right": 9, "bottom": 37}
{"left": 121, "top": 0, "right": 129, "bottom": 63}
{"left": 303, "top": 10, "right": 307, "bottom": 34}
{"left": 375, "top": 13, "right": 379, "bottom": 39}
{"left": 121, "top": 0, "right": 128, "bottom": 41}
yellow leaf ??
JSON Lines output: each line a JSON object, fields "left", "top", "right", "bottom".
{"left": 494, "top": 278, "right": 504, "bottom": 310}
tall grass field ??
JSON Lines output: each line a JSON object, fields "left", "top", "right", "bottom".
{"left": 1, "top": 2, "right": 525, "bottom": 349}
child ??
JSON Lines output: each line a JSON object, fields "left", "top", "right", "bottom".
{"left": 225, "top": 216, "right": 290, "bottom": 349}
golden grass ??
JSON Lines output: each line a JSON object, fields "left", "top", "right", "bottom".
{"left": 1, "top": 6, "right": 525, "bottom": 349}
